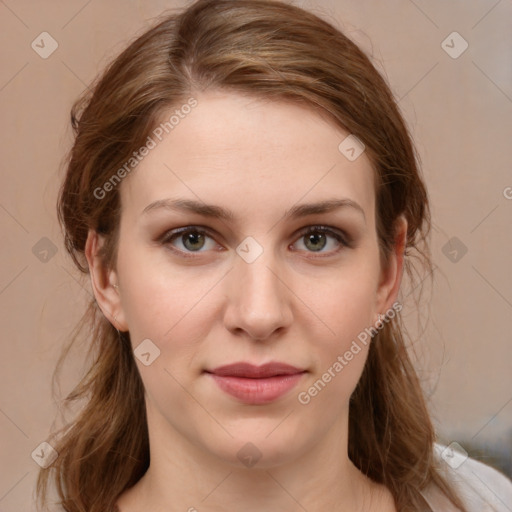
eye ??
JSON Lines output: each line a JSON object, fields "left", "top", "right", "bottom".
{"left": 291, "top": 225, "right": 349, "bottom": 255}
{"left": 160, "top": 224, "right": 350, "bottom": 258}
{"left": 160, "top": 226, "right": 219, "bottom": 255}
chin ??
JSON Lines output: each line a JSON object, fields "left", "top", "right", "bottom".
{"left": 199, "top": 422, "right": 314, "bottom": 470}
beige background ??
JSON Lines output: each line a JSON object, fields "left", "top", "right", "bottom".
{"left": 0, "top": 0, "right": 511, "bottom": 510}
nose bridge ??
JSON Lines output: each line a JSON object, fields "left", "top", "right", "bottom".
{"left": 224, "top": 243, "right": 292, "bottom": 339}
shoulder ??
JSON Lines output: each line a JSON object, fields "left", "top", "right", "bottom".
{"left": 420, "top": 443, "right": 512, "bottom": 512}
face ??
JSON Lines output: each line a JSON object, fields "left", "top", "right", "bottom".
{"left": 88, "top": 90, "right": 405, "bottom": 469}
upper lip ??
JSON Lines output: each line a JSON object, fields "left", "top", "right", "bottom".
{"left": 206, "top": 362, "right": 306, "bottom": 378}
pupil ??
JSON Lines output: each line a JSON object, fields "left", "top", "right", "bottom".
{"left": 181, "top": 232, "right": 327, "bottom": 252}
{"left": 306, "top": 232, "right": 326, "bottom": 251}
{"left": 184, "top": 232, "right": 204, "bottom": 251}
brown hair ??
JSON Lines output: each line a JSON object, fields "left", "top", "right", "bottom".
{"left": 37, "top": 1, "right": 467, "bottom": 511}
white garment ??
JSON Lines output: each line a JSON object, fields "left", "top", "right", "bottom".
{"left": 420, "top": 443, "right": 512, "bottom": 511}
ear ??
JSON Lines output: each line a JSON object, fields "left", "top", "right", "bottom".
{"left": 374, "top": 215, "right": 407, "bottom": 318}
{"left": 85, "top": 229, "right": 129, "bottom": 332}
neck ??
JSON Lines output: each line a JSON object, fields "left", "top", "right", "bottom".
{"left": 116, "top": 402, "right": 393, "bottom": 512}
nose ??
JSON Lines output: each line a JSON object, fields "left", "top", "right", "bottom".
{"left": 222, "top": 251, "right": 293, "bottom": 341}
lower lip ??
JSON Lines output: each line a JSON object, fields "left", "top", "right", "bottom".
{"left": 207, "top": 372, "right": 306, "bottom": 405}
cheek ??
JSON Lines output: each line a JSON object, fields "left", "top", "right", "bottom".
{"left": 117, "top": 240, "right": 200, "bottom": 330}
{"left": 296, "top": 343, "right": 369, "bottom": 419}
{"left": 293, "top": 261, "right": 379, "bottom": 405}
{"left": 296, "top": 279, "right": 375, "bottom": 411}
{"left": 295, "top": 262, "right": 379, "bottom": 342}
{"left": 116, "top": 244, "right": 222, "bottom": 375}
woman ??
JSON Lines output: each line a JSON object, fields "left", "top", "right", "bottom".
{"left": 36, "top": 0, "right": 512, "bottom": 511}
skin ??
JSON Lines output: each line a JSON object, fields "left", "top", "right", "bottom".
{"left": 86, "top": 90, "right": 406, "bottom": 512}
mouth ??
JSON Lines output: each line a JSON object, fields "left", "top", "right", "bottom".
{"left": 204, "top": 362, "right": 307, "bottom": 405}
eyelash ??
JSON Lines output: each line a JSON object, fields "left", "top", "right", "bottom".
{"left": 159, "top": 225, "right": 351, "bottom": 259}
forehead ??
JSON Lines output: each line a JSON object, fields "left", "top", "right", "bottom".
{"left": 120, "top": 91, "right": 376, "bottom": 225}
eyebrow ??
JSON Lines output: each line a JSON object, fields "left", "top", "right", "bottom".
{"left": 141, "top": 197, "right": 366, "bottom": 222}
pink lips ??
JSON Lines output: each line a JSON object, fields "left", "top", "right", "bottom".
{"left": 205, "top": 362, "right": 306, "bottom": 405}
